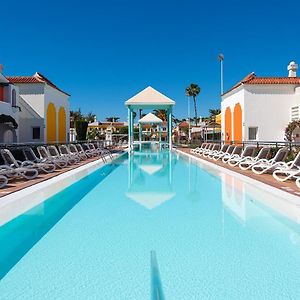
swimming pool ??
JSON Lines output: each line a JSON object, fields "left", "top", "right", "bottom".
{"left": 1, "top": 146, "right": 300, "bottom": 299}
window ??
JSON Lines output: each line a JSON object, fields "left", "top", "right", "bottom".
{"left": 32, "top": 127, "right": 41, "bottom": 140}
{"left": 291, "top": 106, "right": 300, "bottom": 121}
{"left": 248, "top": 127, "right": 258, "bottom": 140}
{"left": 11, "top": 89, "right": 16, "bottom": 107}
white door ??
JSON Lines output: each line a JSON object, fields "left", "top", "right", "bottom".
{"left": 3, "top": 130, "right": 14, "bottom": 144}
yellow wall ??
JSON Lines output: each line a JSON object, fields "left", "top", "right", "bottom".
{"left": 215, "top": 113, "right": 221, "bottom": 125}
{"left": 225, "top": 107, "right": 232, "bottom": 143}
{"left": 58, "top": 106, "right": 66, "bottom": 142}
{"left": 233, "top": 103, "right": 242, "bottom": 143}
{"left": 47, "top": 102, "right": 56, "bottom": 143}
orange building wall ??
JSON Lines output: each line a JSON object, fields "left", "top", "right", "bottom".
{"left": 233, "top": 103, "right": 242, "bottom": 143}
{"left": 46, "top": 103, "right": 56, "bottom": 142}
{"left": 224, "top": 107, "right": 232, "bottom": 142}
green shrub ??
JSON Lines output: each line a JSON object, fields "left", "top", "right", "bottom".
{"left": 75, "top": 120, "right": 88, "bottom": 141}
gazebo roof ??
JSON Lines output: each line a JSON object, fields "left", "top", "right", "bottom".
{"left": 138, "top": 112, "right": 163, "bottom": 124}
{"left": 125, "top": 86, "right": 175, "bottom": 107}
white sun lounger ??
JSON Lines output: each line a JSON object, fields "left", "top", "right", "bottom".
{"left": 252, "top": 147, "right": 289, "bottom": 175}
{"left": 227, "top": 146, "right": 256, "bottom": 167}
{"left": 272, "top": 151, "right": 300, "bottom": 182}
{"left": 0, "top": 175, "right": 8, "bottom": 189}
{"left": 0, "top": 149, "right": 38, "bottom": 180}
{"left": 207, "top": 144, "right": 229, "bottom": 159}
{"left": 239, "top": 147, "right": 271, "bottom": 170}
{"left": 37, "top": 146, "right": 68, "bottom": 168}
{"left": 212, "top": 145, "right": 235, "bottom": 161}
{"left": 202, "top": 144, "right": 221, "bottom": 158}
{"left": 221, "top": 146, "right": 243, "bottom": 163}
{"left": 22, "top": 147, "right": 56, "bottom": 173}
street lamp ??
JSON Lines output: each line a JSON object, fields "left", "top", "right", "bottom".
{"left": 218, "top": 53, "right": 224, "bottom": 95}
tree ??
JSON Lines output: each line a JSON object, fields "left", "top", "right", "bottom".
{"left": 208, "top": 108, "right": 221, "bottom": 122}
{"left": 106, "top": 117, "right": 120, "bottom": 122}
{"left": 153, "top": 109, "right": 167, "bottom": 121}
{"left": 75, "top": 120, "right": 88, "bottom": 141}
{"left": 85, "top": 112, "right": 96, "bottom": 123}
{"left": 70, "top": 109, "right": 83, "bottom": 128}
{"left": 185, "top": 83, "right": 201, "bottom": 126}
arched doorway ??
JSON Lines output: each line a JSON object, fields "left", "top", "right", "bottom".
{"left": 58, "top": 107, "right": 66, "bottom": 142}
{"left": 233, "top": 103, "right": 242, "bottom": 143}
{"left": 47, "top": 103, "right": 56, "bottom": 143}
{"left": 224, "top": 107, "right": 232, "bottom": 143}
{"left": 3, "top": 129, "right": 14, "bottom": 144}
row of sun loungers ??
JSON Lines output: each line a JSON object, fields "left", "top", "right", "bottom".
{"left": 191, "top": 143, "right": 300, "bottom": 189}
{"left": 0, "top": 142, "right": 113, "bottom": 189}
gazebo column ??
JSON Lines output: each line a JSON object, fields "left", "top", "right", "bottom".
{"left": 139, "top": 123, "right": 142, "bottom": 143}
{"left": 168, "top": 108, "right": 172, "bottom": 149}
{"left": 128, "top": 108, "right": 132, "bottom": 148}
{"left": 130, "top": 109, "right": 134, "bottom": 145}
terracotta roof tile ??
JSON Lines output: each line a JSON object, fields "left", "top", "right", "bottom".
{"left": 6, "top": 72, "right": 70, "bottom": 96}
{"left": 223, "top": 72, "right": 300, "bottom": 96}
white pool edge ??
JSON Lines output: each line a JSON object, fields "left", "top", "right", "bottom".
{"left": 0, "top": 152, "right": 127, "bottom": 226}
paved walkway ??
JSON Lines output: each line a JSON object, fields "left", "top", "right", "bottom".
{"left": 177, "top": 148, "right": 300, "bottom": 197}
{"left": 0, "top": 151, "right": 124, "bottom": 198}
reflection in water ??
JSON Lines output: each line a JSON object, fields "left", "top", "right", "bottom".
{"left": 126, "top": 147, "right": 176, "bottom": 209}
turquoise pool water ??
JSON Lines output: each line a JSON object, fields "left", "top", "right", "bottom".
{"left": 1, "top": 146, "right": 300, "bottom": 299}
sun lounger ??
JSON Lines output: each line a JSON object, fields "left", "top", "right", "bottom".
{"left": 252, "top": 147, "right": 289, "bottom": 175}
{"left": 22, "top": 147, "right": 56, "bottom": 173}
{"left": 221, "top": 146, "right": 243, "bottom": 163}
{"left": 37, "top": 146, "right": 68, "bottom": 168}
{"left": 239, "top": 147, "right": 271, "bottom": 170}
{"left": 0, "top": 149, "right": 38, "bottom": 180}
{"left": 202, "top": 144, "right": 221, "bottom": 158}
{"left": 195, "top": 143, "right": 214, "bottom": 156}
{"left": 48, "top": 145, "right": 77, "bottom": 166}
{"left": 207, "top": 144, "right": 229, "bottom": 159}
{"left": 227, "top": 146, "right": 256, "bottom": 167}
{"left": 58, "top": 145, "right": 81, "bottom": 163}
{"left": 0, "top": 175, "right": 8, "bottom": 189}
{"left": 75, "top": 144, "right": 94, "bottom": 158}
{"left": 191, "top": 143, "right": 207, "bottom": 154}
{"left": 272, "top": 151, "right": 300, "bottom": 182}
{"left": 68, "top": 144, "right": 87, "bottom": 160}
{"left": 212, "top": 145, "right": 235, "bottom": 161}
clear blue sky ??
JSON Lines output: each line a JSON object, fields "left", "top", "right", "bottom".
{"left": 1, "top": 0, "right": 300, "bottom": 121}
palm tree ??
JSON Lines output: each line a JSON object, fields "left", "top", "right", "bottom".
{"left": 153, "top": 109, "right": 167, "bottom": 121}
{"left": 106, "top": 117, "right": 120, "bottom": 122}
{"left": 85, "top": 112, "right": 96, "bottom": 123}
{"left": 208, "top": 109, "right": 221, "bottom": 122}
{"left": 70, "top": 109, "right": 83, "bottom": 128}
{"left": 185, "top": 83, "right": 201, "bottom": 126}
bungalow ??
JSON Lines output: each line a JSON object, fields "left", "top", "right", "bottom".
{"left": 221, "top": 61, "right": 300, "bottom": 142}
{"left": 7, "top": 72, "right": 70, "bottom": 143}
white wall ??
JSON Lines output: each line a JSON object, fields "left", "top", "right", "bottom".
{"left": 18, "top": 96, "right": 44, "bottom": 143}
{"left": 243, "top": 85, "right": 298, "bottom": 141}
{"left": 0, "top": 84, "right": 20, "bottom": 143}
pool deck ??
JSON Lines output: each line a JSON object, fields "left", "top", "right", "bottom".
{"left": 177, "top": 148, "right": 300, "bottom": 198}
{"left": 0, "top": 150, "right": 124, "bottom": 198}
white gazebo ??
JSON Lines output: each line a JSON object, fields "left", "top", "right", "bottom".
{"left": 138, "top": 112, "right": 163, "bottom": 142}
{"left": 125, "top": 86, "right": 175, "bottom": 149}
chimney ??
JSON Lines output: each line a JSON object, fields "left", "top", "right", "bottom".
{"left": 0, "top": 64, "right": 3, "bottom": 74}
{"left": 288, "top": 61, "right": 298, "bottom": 77}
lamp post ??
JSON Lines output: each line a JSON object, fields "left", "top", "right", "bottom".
{"left": 218, "top": 53, "right": 224, "bottom": 95}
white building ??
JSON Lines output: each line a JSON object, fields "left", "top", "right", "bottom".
{"left": 0, "top": 65, "right": 19, "bottom": 143}
{"left": 7, "top": 72, "right": 70, "bottom": 143}
{"left": 221, "top": 61, "right": 300, "bottom": 142}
